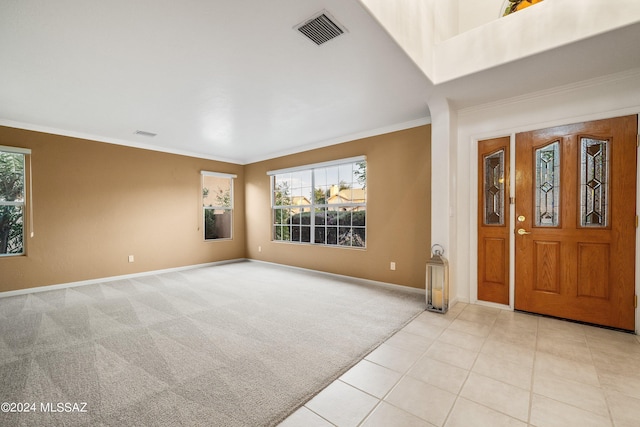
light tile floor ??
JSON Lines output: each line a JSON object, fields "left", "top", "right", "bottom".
{"left": 278, "top": 303, "right": 640, "bottom": 427}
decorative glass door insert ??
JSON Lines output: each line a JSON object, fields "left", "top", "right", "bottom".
{"left": 534, "top": 141, "right": 560, "bottom": 227}
{"left": 580, "top": 137, "right": 609, "bottom": 227}
{"left": 483, "top": 149, "right": 505, "bottom": 226}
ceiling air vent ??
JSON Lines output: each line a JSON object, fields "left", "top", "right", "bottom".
{"left": 296, "top": 11, "right": 347, "bottom": 46}
{"left": 134, "top": 130, "right": 157, "bottom": 137}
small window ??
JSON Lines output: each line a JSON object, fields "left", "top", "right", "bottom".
{"left": 269, "top": 157, "right": 366, "bottom": 248}
{"left": 0, "top": 147, "right": 29, "bottom": 256}
{"left": 202, "top": 171, "right": 235, "bottom": 240}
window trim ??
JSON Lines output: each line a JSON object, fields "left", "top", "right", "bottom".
{"left": 201, "top": 170, "right": 236, "bottom": 241}
{"left": 266, "top": 155, "right": 366, "bottom": 176}
{"left": 201, "top": 171, "right": 237, "bottom": 179}
{"left": 0, "top": 145, "right": 31, "bottom": 257}
{"left": 269, "top": 156, "right": 367, "bottom": 248}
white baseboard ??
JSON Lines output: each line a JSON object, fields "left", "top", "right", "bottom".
{"left": 247, "top": 259, "right": 426, "bottom": 296}
{"left": 0, "top": 258, "right": 247, "bottom": 298}
{"left": 449, "top": 297, "right": 464, "bottom": 308}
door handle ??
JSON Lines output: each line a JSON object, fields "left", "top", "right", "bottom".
{"left": 517, "top": 228, "right": 532, "bottom": 235}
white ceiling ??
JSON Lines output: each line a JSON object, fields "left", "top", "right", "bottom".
{"left": 0, "top": 0, "right": 433, "bottom": 164}
{"left": 2, "top": 1, "right": 640, "bottom": 164}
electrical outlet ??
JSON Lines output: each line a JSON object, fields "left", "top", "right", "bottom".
{"left": 128, "top": 255, "right": 134, "bottom": 263}
{"left": 390, "top": 262, "right": 396, "bottom": 271}
{"left": 258, "top": 246, "right": 262, "bottom": 253}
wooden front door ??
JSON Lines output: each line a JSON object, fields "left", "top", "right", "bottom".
{"left": 478, "top": 137, "right": 511, "bottom": 305}
{"left": 514, "top": 115, "right": 637, "bottom": 330}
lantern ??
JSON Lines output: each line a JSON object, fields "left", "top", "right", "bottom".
{"left": 426, "top": 244, "right": 449, "bottom": 313}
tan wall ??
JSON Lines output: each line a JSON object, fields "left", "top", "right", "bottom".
{"left": 245, "top": 125, "right": 431, "bottom": 289}
{"left": 0, "top": 126, "right": 245, "bottom": 292}
{"left": 0, "top": 125, "right": 430, "bottom": 292}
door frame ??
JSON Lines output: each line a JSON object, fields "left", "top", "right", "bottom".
{"left": 470, "top": 114, "right": 640, "bottom": 334}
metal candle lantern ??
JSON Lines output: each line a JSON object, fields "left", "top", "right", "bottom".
{"left": 426, "top": 244, "right": 449, "bottom": 313}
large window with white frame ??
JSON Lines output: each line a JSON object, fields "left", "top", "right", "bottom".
{"left": 269, "top": 157, "right": 366, "bottom": 248}
{"left": 202, "top": 171, "right": 235, "bottom": 240}
{"left": 0, "top": 146, "right": 30, "bottom": 256}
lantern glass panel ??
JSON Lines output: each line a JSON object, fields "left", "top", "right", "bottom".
{"left": 426, "top": 255, "right": 449, "bottom": 313}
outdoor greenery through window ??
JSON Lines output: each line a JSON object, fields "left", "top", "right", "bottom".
{"left": 202, "top": 171, "right": 235, "bottom": 240}
{"left": 271, "top": 157, "right": 366, "bottom": 247}
{"left": 0, "top": 148, "right": 27, "bottom": 256}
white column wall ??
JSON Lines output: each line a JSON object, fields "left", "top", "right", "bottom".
{"left": 429, "top": 97, "right": 458, "bottom": 302}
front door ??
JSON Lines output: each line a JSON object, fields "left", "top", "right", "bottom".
{"left": 478, "top": 137, "right": 511, "bottom": 305}
{"left": 514, "top": 115, "right": 637, "bottom": 330}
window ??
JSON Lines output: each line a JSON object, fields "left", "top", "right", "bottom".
{"left": 202, "top": 171, "right": 235, "bottom": 240}
{"left": 269, "top": 157, "right": 366, "bottom": 248}
{"left": 0, "top": 146, "right": 30, "bottom": 256}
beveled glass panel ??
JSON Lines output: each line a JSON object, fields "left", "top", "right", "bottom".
{"left": 483, "top": 150, "right": 504, "bottom": 225}
{"left": 535, "top": 141, "right": 560, "bottom": 227}
{"left": 580, "top": 137, "right": 609, "bottom": 227}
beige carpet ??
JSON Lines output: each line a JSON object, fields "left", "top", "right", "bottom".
{"left": 0, "top": 261, "right": 425, "bottom": 426}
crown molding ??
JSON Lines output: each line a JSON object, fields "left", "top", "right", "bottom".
{"left": 242, "top": 116, "right": 431, "bottom": 165}
{"left": 0, "top": 119, "right": 240, "bottom": 164}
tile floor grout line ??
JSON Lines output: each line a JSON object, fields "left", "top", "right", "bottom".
{"left": 447, "top": 310, "right": 540, "bottom": 425}
{"left": 355, "top": 398, "right": 383, "bottom": 427}
{"left": 583, "top": 326, "right": 616, "bottom": 427}
{"left": 363, "top": 311, "right": 454, "bottom": 425}
{"left": 527, "top": 315, "right": 540, "bottom": 426}
{"left": 532, "top": 320, "right": 618, "bottom": 425}
{"left": 334, "top": 308, "right": 453, "bottom": 427}
{"left": 355, "top": 306, "right": 466, "bottom": 426}
{"left": 301, "top": 404, "right": 339, "bottom": 427}
{"left": 541, "top": 325, "right": 624, "bottom": 426}
{"left": 439, "top": 308, "right": 499, "bottom": 426}
{"left": 286, "top": 306, "right": 639, "bottom": 426}
{"left": 432, "top": 305, "right": 491, "bottom": 426}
